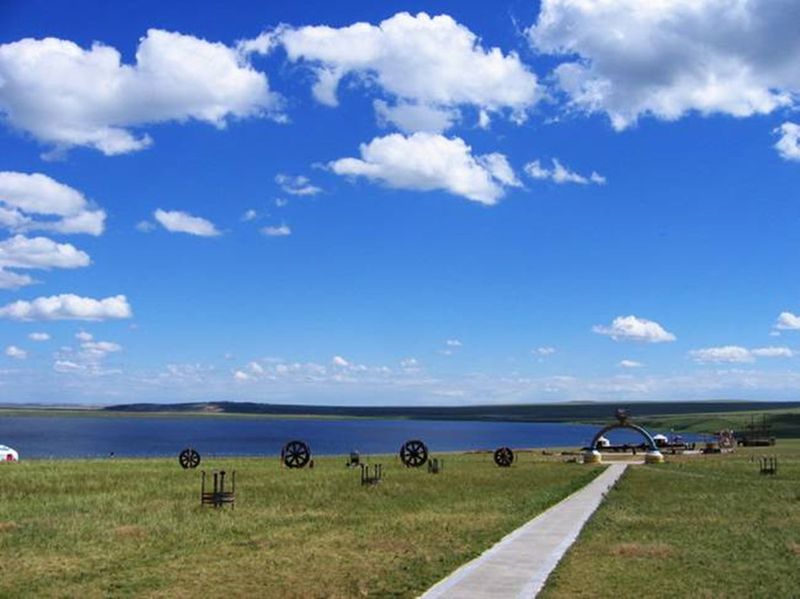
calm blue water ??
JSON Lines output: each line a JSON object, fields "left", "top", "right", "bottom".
{"left": 0, "top": 415, "right": 680, "bottom": 459}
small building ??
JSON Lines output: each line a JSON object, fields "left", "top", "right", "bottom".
{"left": 653, "top": 434, "right": 669, "bottom": 447}
{"left": 0, "top": 445, "right": 18, "bottom": 462}
{"left": 596, "top": 436, "right": 611, "bottom": 448}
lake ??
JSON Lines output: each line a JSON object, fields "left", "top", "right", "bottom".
{"left": 0, "top": 415, "right": 682, "bottom": 459}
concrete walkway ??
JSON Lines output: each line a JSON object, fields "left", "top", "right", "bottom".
{"left": 420, "top": 463, "right": 627, "bottom": 599}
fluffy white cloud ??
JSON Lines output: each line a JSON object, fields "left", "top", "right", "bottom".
{"left": 331, "top": 355, "right": 350, "bottom": 367}
{"left": 154, "top": 209, "right": 220, "bottom": 237}
{"left": 28, "top": 332, "right": 49, "bottom": 341}
{"left": 619, "top": 359, "right": 643, "bottom": 368}
{"left": 529, "top": 0, "right": 800, "bottom": 129}
{"left": 53, "top": 335, "right": 122, "bottom": 375}
{"left": 593, "top": 315, "right": 676, "bottom": 343}
{"left": 446, "top": 339, "right": 463, "bottom": 347}
{"left": 5, "top": 345, "right": 27, "bottom": 359}
{"left": 275, "top": 174, "right": 322, "bottom": 196}
{"left": 775, "top": 122, "right": 800, "bottom": 162}
{"left": 524, "top": 159, "right": 605, "bottom": 185}
{"left": 775, "top": 311, "right": 800, "bottom": 330}
{"left": 751, "top": 346, "right": 794, "bottom": 358}
{"left": 0, "top": 29, "right": 281, "bottom": 155}
{"left": 241, "top": 209, "right": 258, "bottom": 222}
{"left": 0, "top": 235, "right": 90, "bottom": 270}
{"left": 261, "top": 224, "right": 291, "bottom": 237}
{"left": 0, "top": 234, "right": 91, "bottom": 289}
{"left": 689, "top": 346, "right": 753, "bottom": 364}
{"left": 330, "top": 132, "right": 517, "bottom": 204}
{"left": 258, "top": 12, "right": 539, "bottom": 131}
{"left": 534, "top": 346, "right": 556, "bottom": 356}
{"left": 374, "top": 99, "right": 459, "bottom": 134}
{"left": 0, "top": 172, "right": 105, "bottom": 236}
{"left": 0, "top": 294, "right": 132, "bottom": 321}
{"left": 690, "top": 345, "right": 794, "bottom": 363}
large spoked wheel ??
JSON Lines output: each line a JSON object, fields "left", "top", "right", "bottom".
{"left": 493, "top": 446, "right": 514, "bottom": 468}
{"left": 283, "top": 440, "right": 311, "bottom": 469}
{"left": 179, "top": 448, "right": 201, "bottom": 469}
{"left": 399, "top": 440, "right": 428, "bottom": 468}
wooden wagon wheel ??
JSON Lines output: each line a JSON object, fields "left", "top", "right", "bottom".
{"left": 283, "top": 440, "right": 311, "bottom": 469}
{"left": 399, "top": 439, "right": 428, "bottom": 468}
{"left": 179, "top": 448, "right": 201, "bottom": 469}
{"left": 493, "top": 446, "right": 514, "bottom": 468}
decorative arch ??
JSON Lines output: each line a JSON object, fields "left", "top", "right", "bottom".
{"left": 591, "top": 422, "right": 658, "bottom": 451}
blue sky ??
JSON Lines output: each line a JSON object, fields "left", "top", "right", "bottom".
{"left": 2, "top": 0, "right": 800, "bottom": 405}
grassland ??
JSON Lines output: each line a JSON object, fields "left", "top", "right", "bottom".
{"left": 540, "top": 441, "right": 800, "bottom": 597}
{"left": 0, "top": 452, "right": 599, "bottom": 598}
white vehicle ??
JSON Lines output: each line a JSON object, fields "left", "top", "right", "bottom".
{"left": 0, "top": 445, "right": 19, "bottom": 462}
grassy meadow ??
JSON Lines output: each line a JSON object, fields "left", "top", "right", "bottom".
{"left": 541, "top": 441, "right": 800, "bottom": 597}
{"left": 0, "top": 452, "right": 599, "bottom": 598}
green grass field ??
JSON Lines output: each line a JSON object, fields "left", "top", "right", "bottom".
{"left": 541, "top": 441, "right": 800, "bottom": 597}
{"left": 0, "top": 453, "right": 599, "bottom": 598}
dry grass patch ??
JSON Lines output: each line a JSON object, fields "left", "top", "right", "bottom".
{"left": 787, "top": 541, "right": 800, "bottom": 556}
{"left": 113, "top": 525, "right": 148, "bottom": 540}
{"left": 0, "top": 521, "right": 17, "bottom": 533}
{"left": 609, "top": 542, "right": 673, "bottom": 558}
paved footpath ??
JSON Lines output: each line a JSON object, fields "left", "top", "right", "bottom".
{"left": 420, "top": 463, "right": 628, "bottom": 599}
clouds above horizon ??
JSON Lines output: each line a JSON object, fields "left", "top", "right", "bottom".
{"left": 153, "top": 209, "right": 220, "bottom": 237}
{"left": 0, "top": 294, "right": 132, "bottom": 321}
{"left": 775, "top": 311, "right": 800, "bottom": 331}
{"left": 330, "top": 132, "right": 519, "bottom": 204}
{"left": 0, "top": 172, "right": 103, "bottom": 288}
{"left": 524, "top": 159, "right": 605, "bottom": 185}
{"left": 0, "top": 29, "right": 281, "bottom": 156}
{"left": 689, "top": 345, "right": 794, "bottom": 364}
{"left": 593, "top": 315, "right": 676, "bottom": 343}
{"left": 0, "top": 172, "right": 105, "bottom": 236}
{"left": 529, "top": 0, "right": 800, "bottom": 130}
{"left": 775, "top": 122, "right": 800, "bottom": 161}
{"left": 249, "top": 11, "right": 539, "bottom": 132}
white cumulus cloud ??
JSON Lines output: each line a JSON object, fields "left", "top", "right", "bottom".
{"left": 593, "top": 315, "right": 676, "bottom": 343}
{"left": 0, "top": 293, "right": 132, "bottom": 321}
{"left": 28, "top": 332, "right": 49, "bottom": 341}
{"left": 275, "top": 174, "right": 322, "bottom": 196}
{"left": 0, "top": 172, "right": 105, "bottom": 236}
{"left": 529, "top": 0, "right": 800, "bottom": 130}
{"left": 5, "top": 345, "right": 27, "bottom": 359}
{"left": 690, "top": 345, "right": 794, "bottom": 363}
{"left": 775, "top": 122, "right": 800, "bottom": 162}
{"left": 330, "top": 132, "right": 517, "bottom": 204}
{"left": 154, "top": 209, "right": 220, "bottom": 237}
{"left": 0, "top": 29, "right": 281, "bottom": 156}
{"left": 524, "top": 159, "right": 605, "bottom": 185}
{"left": 261, "top": 224, "right": 291, "bottom": 237}
{"left": 254, "top": 12, "right": 540, "bottom": 131}
{"left": 0, "top": 234, "right": 91, "bottom": 289}
{"left": 751, "top": 346, "right": 794, "bottom": 358}
{"left": 775, "top": 311, "right": 800, "bottom": 331}
{"left": 619, "top": 359, "right": 643, "bottom": 368}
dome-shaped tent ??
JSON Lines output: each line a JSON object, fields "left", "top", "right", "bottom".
{"left": 653, "top": 433, "right": 668, "bottom": 447}
{"left": 0, "top": 445, "right": 18, "bottom": 462}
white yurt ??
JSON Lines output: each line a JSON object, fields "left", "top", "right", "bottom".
{"left": 653, "top": 433, "right": 669, "bottom": 447}
{"left": 0, "top": 445, "right": 19, "bottom": 462}
{"left": 596, "top": 436, "right": 611, "bottom": 448}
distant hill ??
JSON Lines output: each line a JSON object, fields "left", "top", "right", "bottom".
{"left": 104, "top": 400, "right": 800, "bottom": 423}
